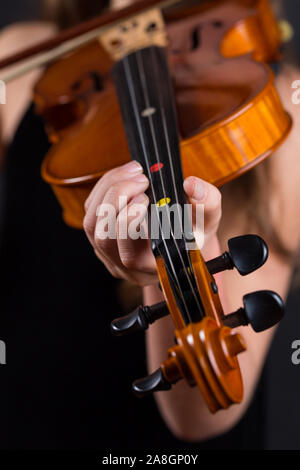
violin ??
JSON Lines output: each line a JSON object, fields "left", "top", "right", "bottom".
{"left": 35, "top": 0, "right": 291, "bottom": 229}
{"left": 0, "top": 0, "right": 290, "bottom": 413}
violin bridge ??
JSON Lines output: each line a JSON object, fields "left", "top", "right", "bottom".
{"left": 98, "top": 8, "right": 167, "bottom": 61}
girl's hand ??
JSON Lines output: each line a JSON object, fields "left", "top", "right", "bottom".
{"left": 83, "top": 160, "right": 222, "bottom": 286}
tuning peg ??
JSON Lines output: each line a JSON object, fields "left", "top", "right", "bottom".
{"left": 111, "top": 302, "right": 169, "bottom": 336}
{"left": 222, "top": 290, "right": 284, "bottom": 332}
{"left": 132, "top": 368, "right": 172, "bottom": 397}
{"left": 206, "top": 235, "right": 268, "bottom": 276}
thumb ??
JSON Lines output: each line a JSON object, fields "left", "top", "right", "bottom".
{"left": 183, "top": 176, "right": 222, "bottom": 242}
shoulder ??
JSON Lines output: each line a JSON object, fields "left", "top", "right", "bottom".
{"left": 0, "top": 22, "right": 57, "bottom": 144}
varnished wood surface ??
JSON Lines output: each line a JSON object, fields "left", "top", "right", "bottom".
{"left": 39, "top": 1, "right": 290, "bottom": 228}
{"left": 161, "top": 318, "right": 245, "bottom": 413}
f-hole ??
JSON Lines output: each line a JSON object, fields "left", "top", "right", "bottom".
{"left": 191, "top": 27, "right": 201, "bottom": 50}
{"left": 72, "top": 71, "right": 103, "bottom": 95}
{"left": 89, "top": 72, "right": 103, "bottom": 92}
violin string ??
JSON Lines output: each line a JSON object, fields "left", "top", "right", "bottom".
{"left": 118, "top": 36, "right": 200, "bottom": 319}
{"left": 122, "top": 52, "right": 192, "bottom": 320}
{"left": 134, "top": 48, "right": 198, "bottom": 318}
{"left": 137, "top": 46, "right": 202, "bottom": 313}
{"left": 136, "top": 48, "right": 183, "bottom": 233}
{"left": 149, "top": 47, "right": 204, "bottom": 312}
{"left": 123, "top": 52, "right": 190, "bottom": 319}
{"left": 135, "top": 47, "right": 201, "bottom": 315}
{"left": 148, "top": 46, "right": 198, "bottom": 255}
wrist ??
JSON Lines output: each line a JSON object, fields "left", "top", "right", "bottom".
{"left": 201, "top": 234, "right": 221, "bottom": 261}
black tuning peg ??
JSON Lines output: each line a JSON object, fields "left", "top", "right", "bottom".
{"left": 206, "top": 235, "right": 268, "bottom": 276}
{"left": 132, "top": 368, "right": 172, "bottom": 397}
{"left": 111, "top": 302, "right": 169, "bottom": 336}
{"left": 222, "top": 290, "right": 284, "bottom": 332}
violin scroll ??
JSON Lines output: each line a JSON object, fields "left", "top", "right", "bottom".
{"left": 133, "top": 317, "right": 246, "bottom": 413}
{"left": 131, "top": 289, "right": 284, "bottom": 412}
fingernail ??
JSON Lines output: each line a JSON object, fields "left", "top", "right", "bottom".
{"left": 122, "top": 161, "right": 143, "bottom": 173}
{"left": 133, "top": 174, "right": 148, "bottom": 183}
{"left": 184, "top": 177, "right": 206, "bottom": 200}
{"left": 193, "top": 180, "right": 206, "bottom": 200}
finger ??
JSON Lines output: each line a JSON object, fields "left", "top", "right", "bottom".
{"left": 117, "top": 193, "right": 156, "bottom": 274}
{"left": 183, "top": 176, "right": 222, "bottom": 237}
{"left": 84, "top": 169, "right": 148, "bottom": 246}
{"left": 95, "top": 240, "right": 157, "bottom": 287}
{"left": 84, "top": 160, "right": 143, "bottom": 212}
{"left": 98, "top": 193, "right": 157, "bottom": 286}
{"left": 93, "top": 176, "right": 149, "bottom": 266}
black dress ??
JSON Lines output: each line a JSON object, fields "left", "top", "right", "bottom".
{"left": 0, "top": 105, "right": 265, "bottom": 450}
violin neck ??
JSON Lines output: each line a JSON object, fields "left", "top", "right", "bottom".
{"left": 113, "top": 45, "right": 205, "bottom": 325}
{"left": 112, "top": 45, "right": 187, "bottom": 250}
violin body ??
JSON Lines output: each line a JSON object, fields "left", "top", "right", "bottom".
{"left": 34, "top": 0, "right": 291, "bottom": 228}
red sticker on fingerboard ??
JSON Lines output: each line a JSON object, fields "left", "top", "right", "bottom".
{"left": 150, "top": 163, "right": 163, "bottom": 173}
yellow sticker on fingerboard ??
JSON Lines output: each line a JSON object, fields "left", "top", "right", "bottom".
{"left": 98, "top": 8, "right": 167, "bottom": 61}
{"left": 157, "top": 197, "right": 171, "bottom": 207}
